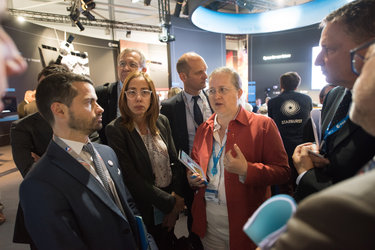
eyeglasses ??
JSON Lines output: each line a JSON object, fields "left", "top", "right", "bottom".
{"left": 350, "top": 38, "right": 375, "bottom": 76}
{"left": 118, "top": 61, "right": 139, "bottom": 69}
{"left": 125, "top": 89, "right": 152, "bottom": 98}
{"left": 206, "top": 87, "right": 234, "bottom": 96}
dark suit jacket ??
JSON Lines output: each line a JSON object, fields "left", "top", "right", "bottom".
{"left": 105, "top": 115, "right": 183, "bottom": 229}
{"left": 273, "top": 168, "right": 375, "bottom": 250}
{"left": 96, "top": 82, "right": 118, "bottom": 144}
{"left": 19, "top": 140, "right": 157, "bottom": 250}
{"left": 160, "top": 92, "right": 189, "bottom": 154}
{"left": 294, "top": 86, "right": 375, "bottom": 202}
{"left": 11, "top": 112, "right": 52, "bottom": 177}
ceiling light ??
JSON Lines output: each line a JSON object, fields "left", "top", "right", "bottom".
{"left": 17, "top": 16, "right": 25, "bottom": 23}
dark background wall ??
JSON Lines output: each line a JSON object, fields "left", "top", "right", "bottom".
{"left": 249, "top": 24, "right": 322, "bottom": 101}
{"left": 3, "top": 17, "right": 118, "bottom": 105}
{"left": 170, "top": 16, "right": 226, "bottom": 87}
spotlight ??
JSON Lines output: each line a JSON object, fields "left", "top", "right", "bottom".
{"left": 144, "top": 0, "right": 151, "bottom": 6}
{"left": 126, "top": 31, "right": 131, "bottom": 38}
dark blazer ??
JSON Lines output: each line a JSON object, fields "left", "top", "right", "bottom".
{"left": 11, "top": 112, "right": 52, "bottom": 177}
{"left": 19, "top": 140, "right": 157, "bottom": 250}
{"left": 105, "top": 114, "right": 183, "bottom": 229}
{"left": 160, "top": 92, "right": 189, "bottom": 154}
{"left": 96, "top": 82, "right": 119, "bottom": 144}
{"left": 294, "top": 86, "right": 375, "bottom": 202}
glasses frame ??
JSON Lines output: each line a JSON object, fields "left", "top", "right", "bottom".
{"left": 125, "top": 89, "right": 152, "bottom": 99}
{"left": 207, "top": 87, "right": 234, "bottom": 96}
{"left": 118, "top": 61, "right": 140, "bottom": 69}
{"left": 350, "top": 38, "right": 375, "bottom": 76}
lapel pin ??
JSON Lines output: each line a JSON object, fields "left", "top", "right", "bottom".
{"left": 117, "top": 169, "right": 121, "bottom": 175}
{"left": 108, "top": 160, "right": 114, "bottom": 166}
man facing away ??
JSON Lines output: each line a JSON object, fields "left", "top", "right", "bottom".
{"left": 293, "top": 0, "right": 375, "bottom": 202}
{"left": 19, "top": 72, "right": 157, "bottom": 250}
{"left": 160, "top": 52, "right": 212, "bottom": 249}
{"left": 96, "top": 48, "right": 147, "bottom": 144}
{"left": 268, "top": 72, "right": 312, "bottom": 191}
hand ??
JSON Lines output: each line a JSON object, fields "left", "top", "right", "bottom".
{"left": 292, "top": 143, "right": 316, "bottom": 175}
{"left": 308, "top": 144, "right": 330, "bottom": 168}
{"left": 31, "top": 152, "right": 41, "bottom": 162}
{"left": 187, "top": 169, "right": 206, "bottom": 188}
{"left": 24, "top": 90, "right": 36, "bottom": 103}
{"left": 224, "top": 144, "right": 247, "bottom": 176}
{"left": 171, "top": 192, "right": 184, "bottom": 214}
{"left": 162, "top": 211, "right": 178, "bottom": 232}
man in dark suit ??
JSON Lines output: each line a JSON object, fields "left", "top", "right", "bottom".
{"left": 160, "top": 52, "right": 212, "bottom": 249}
{"left": 268, "top": 72, "right": 312, "bottom": 191}
{"left": 96, "top": 48, "right": 146, "bottom": 144}
{"left": 293, "top": 0, "right": 375, "bottom": 202}
{"left": 19, "top": 72, "right": 157, "bottom": 250}
{"left": 270, "top": 39, "right": 375, "bottom": 250}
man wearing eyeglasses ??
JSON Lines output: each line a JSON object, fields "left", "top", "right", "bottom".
{"left": 292, "top": 0, "right": 375, "bottom": 202}
{"left": 262, "top": 40, "right": 375, "bottom": 250}
{"left": 96, "top": 48, "right": 147, "bottom": 144}
{"left": 160, "top": 52, "right": 212, "bottom": 250}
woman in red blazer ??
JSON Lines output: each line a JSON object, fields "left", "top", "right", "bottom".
{"left": 188, "top": 67, "right": 290, "bottom": 250}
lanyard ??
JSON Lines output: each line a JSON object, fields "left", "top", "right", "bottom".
{"left": 321, "top": 115, "right": 349, "bottom": 153}
{"left": 211, "top": 142, "right": 225, "bottom": 176}
{"left": 323, "top": 115, "right": 349, "bottom": 141}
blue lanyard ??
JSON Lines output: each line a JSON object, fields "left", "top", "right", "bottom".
{"left": 321, "top": 115, "right": 349, "bottom": 153}
{"left": 323, "top": 115, "right": 349, "bottom": 141}
{"left": 211, "top": 142, "right": 225, "bottom": 176}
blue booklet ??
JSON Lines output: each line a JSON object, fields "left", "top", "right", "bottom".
{"left": 135, "top": 215, "right": 149, "bottom": 250}
{"left": 243, "top": 194, "right": 297, "bottom": 250}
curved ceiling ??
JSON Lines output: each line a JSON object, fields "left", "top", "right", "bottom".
{"left": 190, "top": 0, "right": 354, "bottom": 34}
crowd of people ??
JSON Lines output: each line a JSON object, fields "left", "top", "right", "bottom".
{"left": 1, "top": 0, "right": 375, "bottom": 249}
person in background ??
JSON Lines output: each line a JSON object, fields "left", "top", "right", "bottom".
{"left": 188, "top": 67, "right": 290, "bottom": 250}
{"left": 269, "top": 39, "right": 375, "bottom": 250}
{"left": 293, "top": 0, "right": 375, "bottom": 202}
{"left": 318, "top": 83, "right": 336, "bottom": 105}
{"left": 160, "top": 52, "right": 212, "bottom": 250}
{"left": 96, "top": 48, "right": 147, "bottom": 144}
{"left": 0, "top": 3, "right": 28, "bottom": 225}
{"left": 268, "top": 72, "right": 312, "bottom": 192}
{"left": 167, "top": 86, "right": 182, "bottom": 99}
{"left": 252, "top": 98, "right": 261, "bottom": 113}
{"left": 17, "top": 90, "right": 36, "bottom": 118}
{"left": 106, "top": 71, "right": 184, "bottom": 250}
{"left": 20, "top": 72, "right": 157, "bottom": 250}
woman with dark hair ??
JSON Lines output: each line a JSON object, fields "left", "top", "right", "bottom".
{"left": 106, "top": 71, "right": 184, "bottom": 249}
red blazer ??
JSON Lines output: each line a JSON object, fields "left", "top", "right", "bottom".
{"left": 191, "top": 107, "right": 290, "bottom": 250}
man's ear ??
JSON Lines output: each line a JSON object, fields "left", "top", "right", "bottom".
{"left": 50, "top": 102, "right": 68, "bottom": 119}
{"left": 179, "top": 72, "right": 187, "bottom": 82}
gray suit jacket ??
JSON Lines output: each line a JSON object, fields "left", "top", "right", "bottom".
{"left": 20, "top": 140, "right": 157, "bottom": 250}
{"left": 273, "top": 168, "right": 375, "bottom": 250}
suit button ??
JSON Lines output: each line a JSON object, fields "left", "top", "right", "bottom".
{"left": 123, "top": 228, "right": 131, "bottom": 234}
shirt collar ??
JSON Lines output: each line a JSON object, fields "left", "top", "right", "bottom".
{"left": 118, "top": 80, "right": 123, "bottom": 93}
{"left": 183, "top": 90, "right": 202, "bottom": 102}
{"left": 56, "top": 135, "right": 87, "bottom": 155}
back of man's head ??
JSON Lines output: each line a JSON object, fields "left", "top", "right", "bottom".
{"left": 176, "top": 52, "right": 202, "bottom": 75}
{"left": 280, "top": 72, "right": 301, "bottom": 91}
{"left": 36, "top": 72, "right": 92, "bottom": 126}
{"left": 321, "top": 0, "right": 375, "bottom": 44}
{"left": 37, "top": 64, "right": 70, "bottom": 83}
